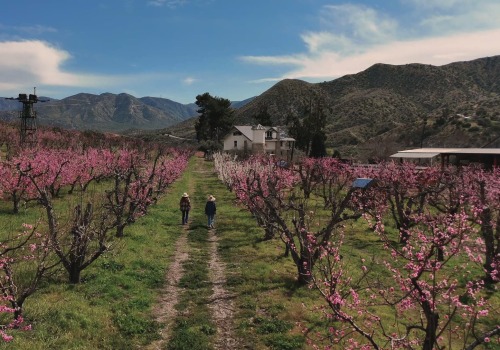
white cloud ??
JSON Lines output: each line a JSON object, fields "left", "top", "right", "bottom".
{"left": 0, "top": 40, "right": 79, "bottom": 90}
{"left": 147, "top": 0, "right": 187, "bottom": 8}
{"left": 300, "top": 32, "right": 354, "bottom": 55}
{"left": 285, "top": 29, "right": 500, "bottom": 80}
{"left": 0, "top": 24, "right": 57, "bottom": 36}
{"left": 404, "top": 0, "right": 475, "bottom": 10}
{"left": 0, "top": 40, "right": 173, "bottom": 97}
{"left": 241, "top": 2, "right": 500, "bottom": 84}
{"left": 182, "top": 77, "right": 198, "bottom": 85}
{"left": 405, "top": 0, "right": 500, "bottom": 33}
{"left": 319, "top": 4, "right": 398, "bottom": 45}
{"left": 240, "top": 55, "right": 305, "bottom": 66}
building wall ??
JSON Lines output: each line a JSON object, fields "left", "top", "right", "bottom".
{"left": 252, "top": 143, "right": 265, "bottom": 153}
{"left": 224, "top": 137, "right": 293, "bottom": 152}
{"left": 223, "top": 128, "right": 294, "bottom": 162}
{"left": 264, "top": 140, "right": 276, "bottom": 152}
{"left": 223, "top": 134, "right": 252, "bottom": 151}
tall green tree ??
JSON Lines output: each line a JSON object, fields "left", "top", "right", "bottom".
{"left": 286, "top": 114, "right": 310, "bottom": 153}
{"left": 253, "top": 105, "right": 273, "bottom": 126}
{"left": 194, "top": 92, "right": 234, "bottom": 144}
{"left": 286, "top": 97, "right": 328, "bottom": 157}
{"left": 309, "top": 131, "right": 327, "bottom": 158}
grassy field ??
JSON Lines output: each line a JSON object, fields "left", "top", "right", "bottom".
{"left": 0, "top": 154, "right": 320, "bottom": 349}
{"left": 0, "top": 154, "right": 498, "bottom": 349}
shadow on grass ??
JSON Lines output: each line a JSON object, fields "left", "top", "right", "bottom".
{"left": 187, "top": 223, "right": 210, "bottom": 231}
{"left": 0, "top": 208, "right": 20, "bottom": 216}
{"left": 282, "top": 277, "right": 308, "bottom": 296}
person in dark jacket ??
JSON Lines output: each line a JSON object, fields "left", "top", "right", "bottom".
{"left": 179, "top": 192, "right": 191, "bottom": 225}
{"left": 205, "top": 195, "right": 216, "bottom": 228}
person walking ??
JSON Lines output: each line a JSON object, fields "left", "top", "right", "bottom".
{"left": 205, "top": 195, "right": 217, "bottom": 228}
{"left": 179, "top": 193, "right": 191, "bottom": 225}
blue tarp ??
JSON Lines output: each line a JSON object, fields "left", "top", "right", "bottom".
{"left": 352, "top": 178, "right": 375, "bottom": 189}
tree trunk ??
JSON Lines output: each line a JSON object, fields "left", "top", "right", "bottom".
{"left": 399, "top": 215, "right": 411, "bottom": 244}
{"left": 399, "top": 230, "right": 409, "bottom": 245}
{"left": 283, "top": 243, "right": 290, "bottom": 257}
{"left": 12, "top": 192, "right": 19, "bottom": 214}
{"left": 480, "top": 207, "right": 497, "bottom": 284}
{"left": 436, "top": 247, "right": 444, "bottom": 262}
{"left": 297, "top": 256, "right": 313, "bottom": 285}
{"left": 69, "top": 264, "right": 81, "bottom": 284}
{"left": 13, "top": 302, "right": 23, "bottom": 321}
{"left": 263, "top": 225, "right": 274, "bottom": 241}
{"left": 422, "top": 312, "right": 439, "bottom": 350}
{"left": 116, "top": 224, "right": 125, "bottom": 238}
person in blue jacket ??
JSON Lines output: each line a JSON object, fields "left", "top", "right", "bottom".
{"left": 205, "top": 195, "right": 216, "bottom": 228}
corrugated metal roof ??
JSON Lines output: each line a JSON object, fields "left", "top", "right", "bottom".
{"left": 390, "top": 152, "right": 440, "bottom": 159}
{"left": 393, "top": 148, "right": 500, "bottom": 155}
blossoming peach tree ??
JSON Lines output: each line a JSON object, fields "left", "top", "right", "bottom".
{"left": 214, "top": 154, "right": 499, "bottom": 349}
{"left": 309, "top": 163, "right": 499, "bottom": 349}
{"left": 0, "top": 224, "right": 57, "bottom": 342}
{"left": 0, "top": 128, "right": 190, "bottom": 341}
{"left": 214, "top": 154, "right": 364, "bottom": 284}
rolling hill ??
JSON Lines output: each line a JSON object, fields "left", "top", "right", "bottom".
{"left": 0, "top": 93, "right": 199, "bottom": 133}
{"left": 2, "top": 55, "right": 500, "bottom": 160}
{"left": 233, "top": 55, "right": 500, "bottom": 160}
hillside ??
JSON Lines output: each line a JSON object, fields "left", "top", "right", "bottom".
{"left": 234, "top": 55, "right": 500, "bottom": 160}
{"left": 2, "top": 56, "right": 500, "bottom": 159}
{"left": 0, "top": 92, "right": 257, "bottom": 134}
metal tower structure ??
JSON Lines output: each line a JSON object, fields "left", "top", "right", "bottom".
{"left": 6, "top": 88, "right": 46, "bottom": 145}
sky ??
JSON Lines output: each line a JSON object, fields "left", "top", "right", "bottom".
{"left": 1, "top": 0, "right": 500, "bottom": 105}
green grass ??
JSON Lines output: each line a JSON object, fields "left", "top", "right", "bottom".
{"left": 1, "top": 154, "right": 499, "bottom": 350}
{"left": 0, "top": 161, "right": 190, "bottom": 349}
{"left": 167, "top": 158, "right": 215, "bottom": 350}
{"left": 206, "top": 159, "right": 312, "bottom": 349}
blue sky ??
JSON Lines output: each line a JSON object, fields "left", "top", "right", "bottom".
{"left": 1, "top": 0, "right": 500, "bottom": 104}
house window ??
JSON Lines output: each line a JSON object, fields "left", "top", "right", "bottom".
{"left": 266, "top": 131, "right": 273, "bottom": 139}
{"left": 234, "top": 140, "right": 237, "bottom": 148}
{"left": 280, "top": 141, "right": 283, "bottom": 147}
{"left": 233, "top": 131, "right": 242, "bottom": 136}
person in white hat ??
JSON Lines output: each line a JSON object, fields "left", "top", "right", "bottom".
{"left": 179, "top": 192, "right": 191, "bottom": 225}
{"left": 204, "top": 195, "right": 216, "bottom": 228}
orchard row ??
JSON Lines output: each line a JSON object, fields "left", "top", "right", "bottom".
{"left": 0, "top": 128, "right": 190, "bottom": 341}
{"left": 213, "top": 153, "right": 499, "bottom": 350}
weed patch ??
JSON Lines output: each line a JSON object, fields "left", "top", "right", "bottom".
{"left": 264, "top": 334, "right": 305, "bottom": 350}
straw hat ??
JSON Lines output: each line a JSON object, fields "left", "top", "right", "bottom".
{"left": 182, "top": 192, "right": 189, "bottom": 198}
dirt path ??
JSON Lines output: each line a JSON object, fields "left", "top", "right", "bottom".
{"left": 207, "top": 228, "right": 239, "bottom": 349}
{"left": 145, "top": 228, "right": 189, "bottom": 350}
{"left": 147, "top": 154, "right": 239, "bottom": 349}
{"left": 194, "top": 154, "right": 240, "bottom": 348}
{"left": 145, "top": 163, "right": 194, "bottom": 349}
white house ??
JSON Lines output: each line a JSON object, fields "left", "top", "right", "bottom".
{"left": 222, "top": 125, "right": 295, "bottom": 160}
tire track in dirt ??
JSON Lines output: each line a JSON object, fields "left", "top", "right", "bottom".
{"left": 145, "top": 163, "right": 195, "bottom": 350}
{"left": 195, "top": 153, "right": 240, "bottom": 349}
{"left": 207, "top": 228, "right": 240, "bottom": 349}
{"left": 148, "top": 154, "right": 239, "bottom": 349}
{"left": 145, "top": 229, "right": 189, "bottom": 350}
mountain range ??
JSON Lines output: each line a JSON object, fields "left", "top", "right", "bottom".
{"left": 0, "top": 93, "right": 200, "bottom": 132}
{"left": 2, "top": 55, "right": 500, "bottom": 160}
{"left": 232, "top": 55, "right": 500, "bottom": 160}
